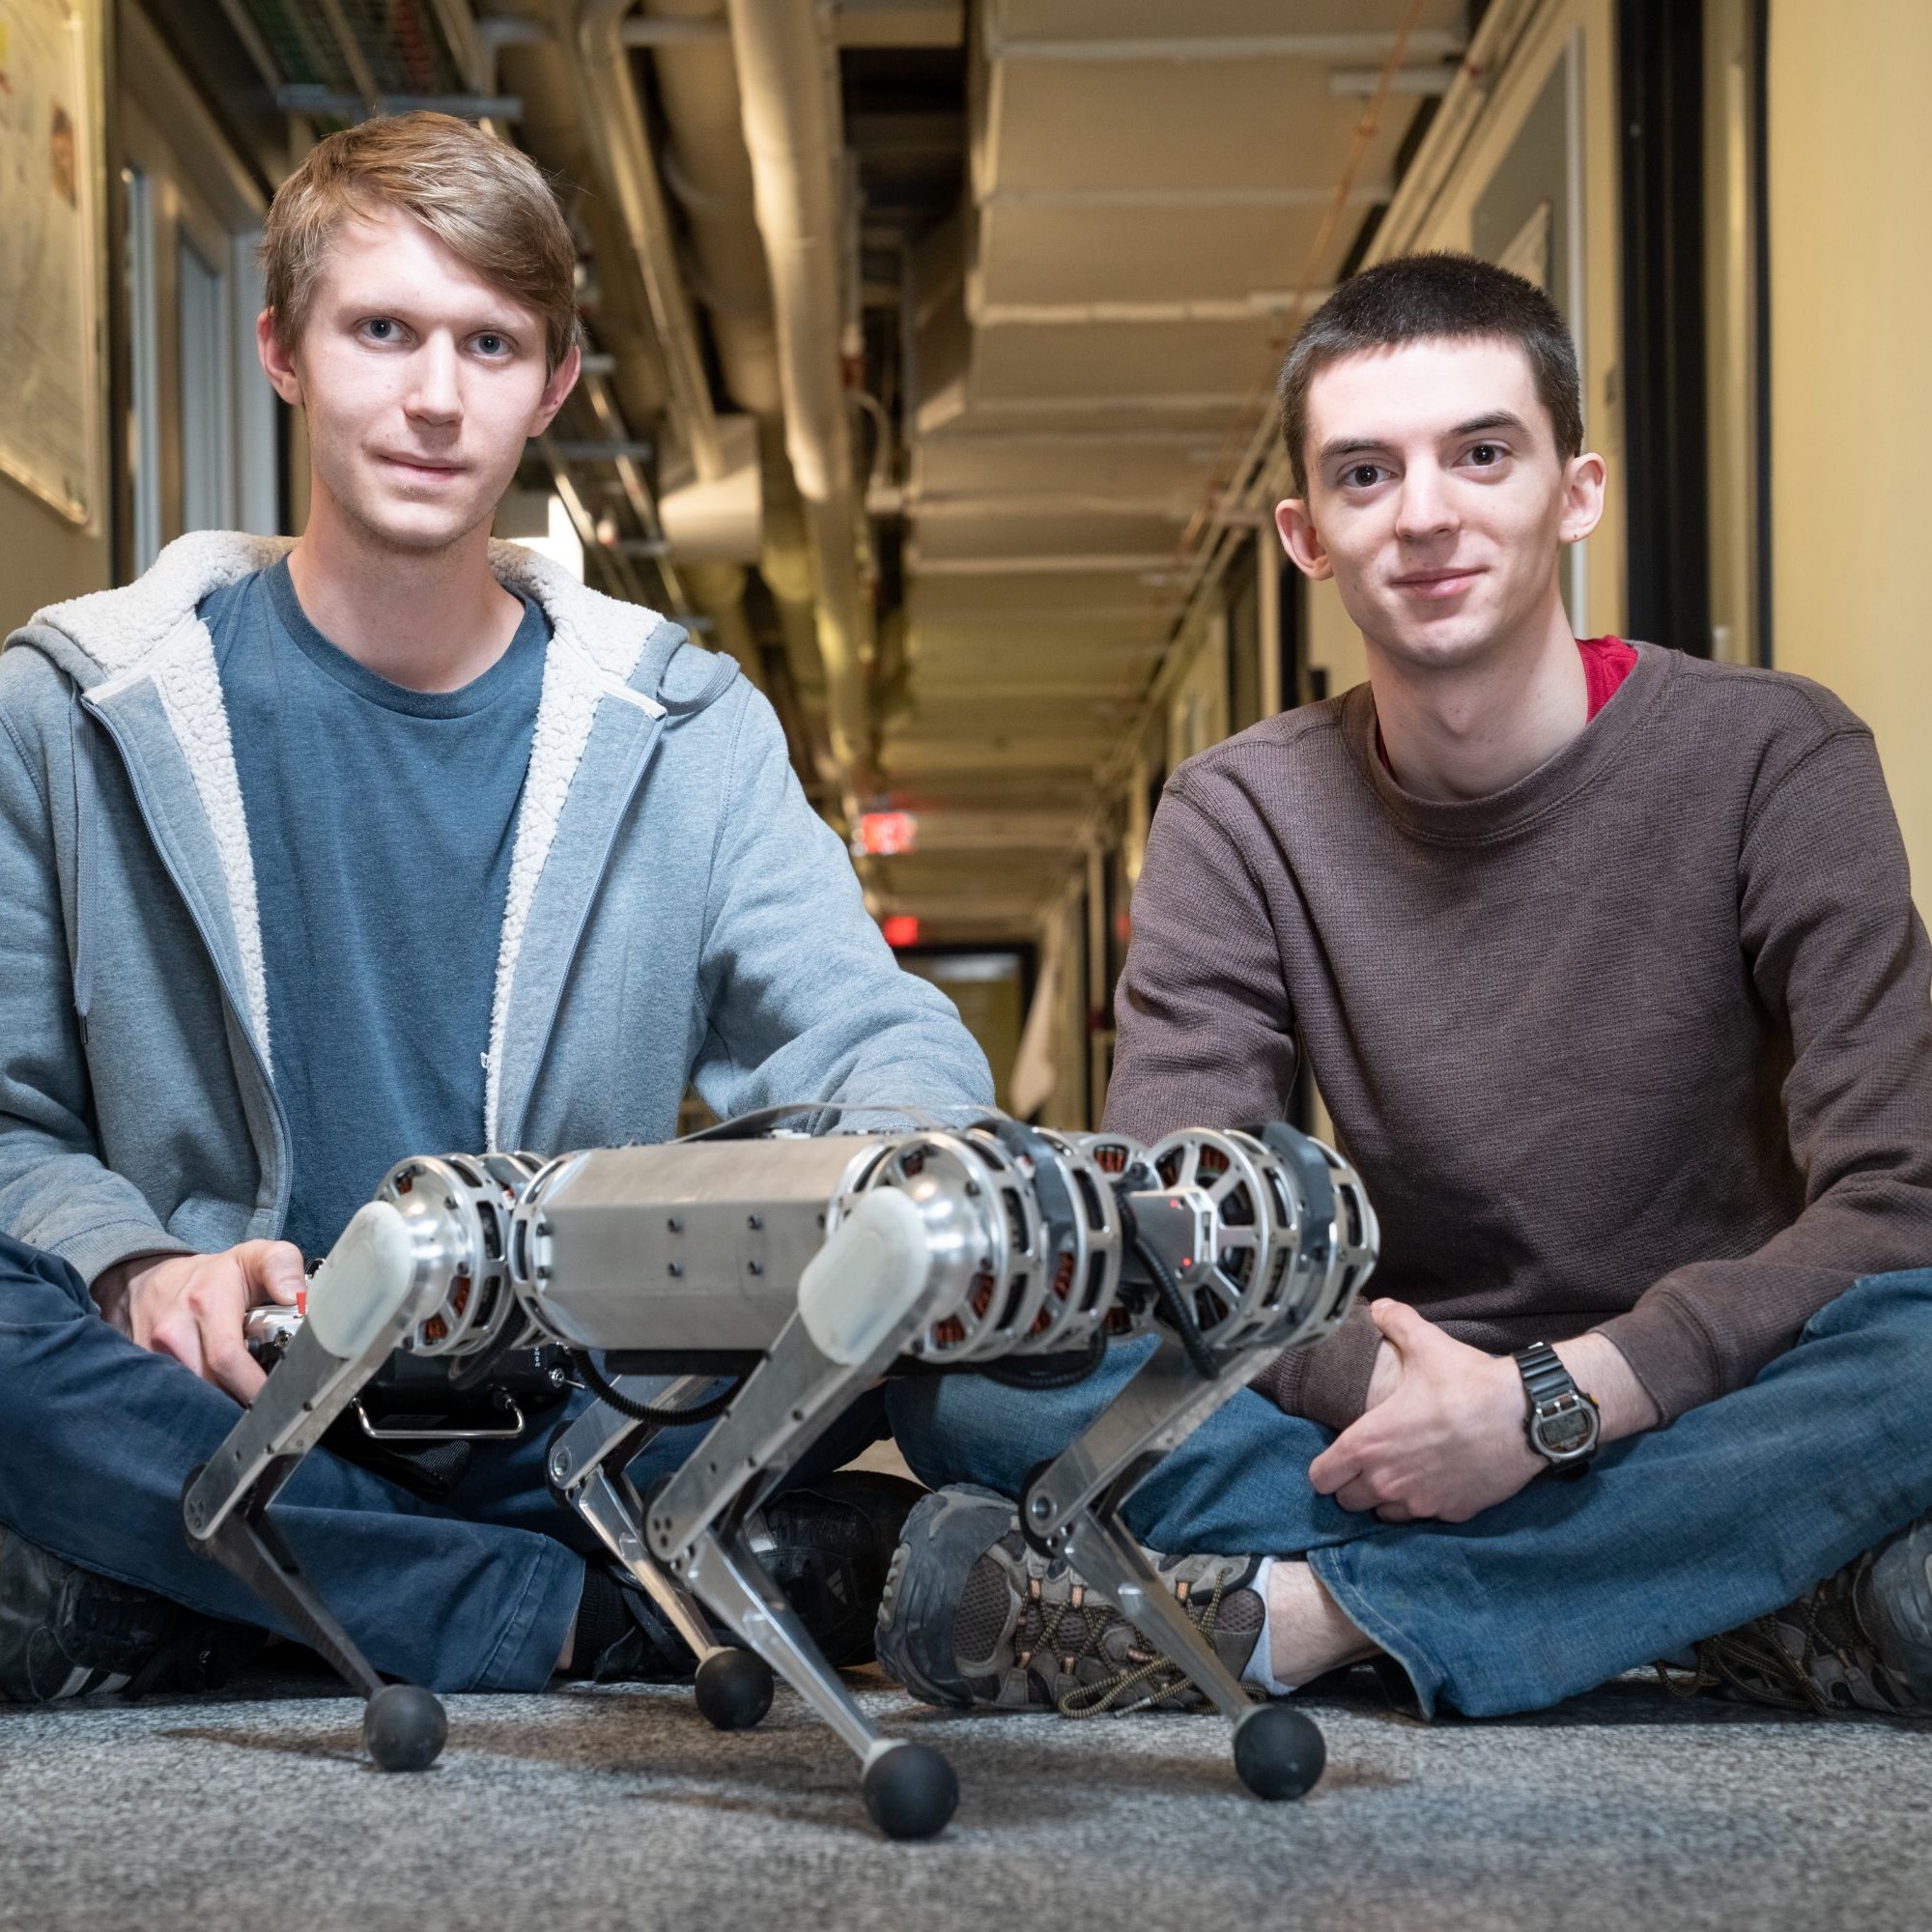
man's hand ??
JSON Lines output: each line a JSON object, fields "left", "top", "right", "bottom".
{"left": 94, "top": 1241, "right": 305, "bottom": 1405}
{"left": 1311, "top": 1301, "right": 1539, "bottom": 1522}
{"left": 1312, "top": 1301, "right": 1664, "bottom": 1524}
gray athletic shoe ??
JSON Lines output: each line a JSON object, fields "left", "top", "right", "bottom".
{"left": 1664, "top": 1510, "right": 1932, "bottom": 1718}
{"left": 875, "top": 1484, "right": 1266, "bottom": 1716}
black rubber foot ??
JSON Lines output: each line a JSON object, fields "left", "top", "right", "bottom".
{"left": 694, "top": 1647, "right": 775, "bottom": 1730}
{"left": 1232, "top": 1702, "right": 1324, "bottom": 1801}
{"left": 363, "top": 1683, "right": 447, "bottom": 1772}
{"left": 861, "top": 1741, "right": 958, "bottom": 1840}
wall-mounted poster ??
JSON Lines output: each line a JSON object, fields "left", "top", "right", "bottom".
{"left": 0, "top": 0, "right": 101, "bottom": 526}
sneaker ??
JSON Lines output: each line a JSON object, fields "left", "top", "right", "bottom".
{"left": 748, "top": 1470, "right": 925, "bottom": 1667}
{"left": 571, "top": 1566, "right": 698, "bottom": 1685}
{"left": 1663, "top": 1511, "right": 1932, "bottom": 1718}
{"left": 578, "top": 1470, "right": 927, "bottom": 1683}
{"left": 0, "top": 1524, "right": 263, "bottom": 1705}
{"left": 875, "top": 1484, "right": 1265, "bottom": 1716}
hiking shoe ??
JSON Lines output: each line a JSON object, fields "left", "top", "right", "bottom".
{"left": 748, "top": 1471, "right": 925, "bottom": 1667}
{"left": 578, "top": 1471, "right": 926, "bottom": 1683}
{"left": 0, "top": 1524, "right": 263, "bottom": 1704}
{"left": 1664, "top": 1510, "right": 1932, "bottom": 1718}
{"left": 875, "top": 1484, "right": 1265, "bottom": 1716}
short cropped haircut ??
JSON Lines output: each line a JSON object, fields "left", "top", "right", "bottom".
{"left": 261, "top": 111, "right": 580, "bottom": 370}
{"left": 1276, "top": 253, "right": 1583, "bottom": 496}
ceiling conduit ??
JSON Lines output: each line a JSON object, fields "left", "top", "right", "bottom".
{"left": 724, "top": 0, "right": 876, "bottom": 816}
{"left": 572, "top": 0, "right": 725, "bottom": 479}
{"left": 554, "top": 0, "right": 777, "bottom": 694}
{"left": 640, "top": 0, "right": 838, "bottom": 781}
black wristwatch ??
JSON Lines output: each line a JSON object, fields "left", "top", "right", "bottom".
{"left": 1513, "top": 1342, "right": 1601, "bottom": 1477}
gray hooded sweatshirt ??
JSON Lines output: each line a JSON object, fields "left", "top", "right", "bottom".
{"left": 0, "top": 530, "right": 992, "bottom": 1284}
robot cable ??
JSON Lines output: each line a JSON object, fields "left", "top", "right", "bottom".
{"left": 979, "top": 1329, "right": 1107, "bottom": 1389}
{"left": 1113, "top": 1192, "right": 1227, "bottom": 1381}
{"left": 568, "top": 1349, "right": 741, "bottom": 1426}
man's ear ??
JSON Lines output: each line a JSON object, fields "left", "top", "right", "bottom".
{"left": 1275, "top": 497, "right": 1333, "bottom": 582}
{"left": 529, "top": 341, "right": 582, "bottom": 437}
{"left": 1558, "top": 449, "right": 1607, "bottom": 547}
{"left": 257, "top": 309, "right": 302, "bottom": 407}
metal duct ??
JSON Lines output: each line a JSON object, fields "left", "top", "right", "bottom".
{"left": 639, "top": 0, "right": 830, "bottom": 765}
{"left": 641, "top": 0, "right": 781, "bottom": 415}
{"left": 479, "top": 2, "right": 756, "bottom": 689}
{"left": 570, "top": 0, "right": 725, "bottom": 481}
{"left": 724, "top": 0, "right": 876, "bottom": 810}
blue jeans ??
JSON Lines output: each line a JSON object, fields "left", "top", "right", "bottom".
{"left": 0, "top": 1235, "right": 883, "bottom": 1693}
{"left": 888, "top": 1270, "right": 1932, "bottom": 1718}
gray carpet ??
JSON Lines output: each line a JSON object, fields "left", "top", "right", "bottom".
{"left": 1, "top": 1670, "right": 1924, "bottom": 1932}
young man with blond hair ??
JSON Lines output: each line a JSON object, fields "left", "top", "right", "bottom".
{"left": 879, "top": 253, "right": 1932, "bottom": 1723}
{"left": 0, "top": 113, "right": 989, "bottom": 1701}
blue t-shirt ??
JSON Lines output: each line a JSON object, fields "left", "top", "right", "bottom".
{"left": 202, "top": 559, "right": 549, "bottom": 1260}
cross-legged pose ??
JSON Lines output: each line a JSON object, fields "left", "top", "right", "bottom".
{"left": 0, "top": 114, "right": 990, "bottom": 1705}
{"left": 878, "top": 253, "right": 1932, "bottom": 1722}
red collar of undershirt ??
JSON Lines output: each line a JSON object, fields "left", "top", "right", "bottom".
{"left": 1374, "top": 636, "right": 1635, "bottom": 777}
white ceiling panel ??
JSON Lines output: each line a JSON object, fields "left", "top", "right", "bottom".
{"left": 912, "top": 433, "right": 1228, "bottom": 497}
{"left": 990, "top": 0, "right": 1459, "bottom": 42}
{"left": 964, "top": 318, "right": 1288, "bottom": 399}
{"left": 974, "top": 200, "right": 1379, "bottom": 306}
{"left": 912, "top": 510, "right": 1190, "bottom": 561}
{"left": 981, "top": 62, "right": 1399, "bottom": 196}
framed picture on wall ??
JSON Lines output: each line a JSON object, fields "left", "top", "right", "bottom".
{"left": 0, "top": 0, "right": 103, "bottom": 526}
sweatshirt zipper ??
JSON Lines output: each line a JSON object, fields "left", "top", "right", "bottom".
{"left": 504, "top": 715, "right": 667, "bottom": 1151}
{"left": 80, "top": 696, "right": 294, "bottom": 1232}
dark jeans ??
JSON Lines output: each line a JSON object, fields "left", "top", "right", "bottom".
{"left": 888, "top": 1269, "right": 1932, "bottom": 1717}
{"left": 0, "top": 1234, "right": 884, "bottom": 1693}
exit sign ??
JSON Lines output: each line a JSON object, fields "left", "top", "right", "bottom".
{"left": 853, "top": 810, "right": 919, "bottom": 857}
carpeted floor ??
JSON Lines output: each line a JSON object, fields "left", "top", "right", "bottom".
{"left": 0, "top": 1667, "right": 1923, "bottom": 1932}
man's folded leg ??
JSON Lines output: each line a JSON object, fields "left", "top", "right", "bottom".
{"left": 0, "top": 1238, "right": 580, "bottom": 1694}
{"left": 881, "top": 1271, "right": 1932, "bottom": 1721}
{"left": 881, "top": 1334, "right": 1375, "bottom": 1711}
{"left": 1311, "top": 1268, "right": 1932, "bottom": 1718}
{"left": 2, "top": 1236, "right": 917, "bottom": 1699}
{"left": 886, "top": 1334, "right": 1360, "bottom": 1556}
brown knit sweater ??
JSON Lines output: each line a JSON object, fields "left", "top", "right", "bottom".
{"left": 1104, "top": 643, "right": 1932, "bottom": 1431}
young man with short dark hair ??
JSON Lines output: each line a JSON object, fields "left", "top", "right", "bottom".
{"left": 878, "top": 253, "right": 1932, "bottom": 1721}
{"left": 0, "top": 113, "right": 990, "bottom": 1703}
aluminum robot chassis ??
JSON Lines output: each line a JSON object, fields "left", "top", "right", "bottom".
{"left": 183, "top": 1107, "right": 1377, "bottom": 1839}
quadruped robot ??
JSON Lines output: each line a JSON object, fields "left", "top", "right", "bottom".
{"left": 183, "top": 1106, "right": 1378, "bottom": 1838}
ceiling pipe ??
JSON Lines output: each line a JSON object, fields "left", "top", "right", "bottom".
{"left": 569, "top": 0, "right": 726, "bottom": 483}
{"left": 637, "top": 1, "right": 837, "bottom": 779}
{"left": 724, "top": 0, "right": 876, "bottom": 814}
{"left": 639, "top": 0, "right": 781, "bottom": 416}
{"left": 513, "top": 0, "right": 786, "bottom": 698}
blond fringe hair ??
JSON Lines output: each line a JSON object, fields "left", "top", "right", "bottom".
{"left": 262, "top": 112, "right": 581, "bottom": 369}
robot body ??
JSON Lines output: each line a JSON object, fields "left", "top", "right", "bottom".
{"left": 185, "top": 1108, "right": 1378, "bottom": 1839}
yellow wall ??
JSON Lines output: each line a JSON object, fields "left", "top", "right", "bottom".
{"left": 1304, "top": 575, "right": 1368, "bottom": 700}
{"left": 0, "top": 482, "right": 110, "bottom": 619}
{"left": 1768, "top": 1, "right": 1932, "bottom": 912}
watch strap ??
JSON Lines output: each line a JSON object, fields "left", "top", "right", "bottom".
{"left": 1515, "top": 1340, "right": 1575, "bottom": 1406}
{"left": 1513, "top": 1341, "right": 1599, "bottom": 1473}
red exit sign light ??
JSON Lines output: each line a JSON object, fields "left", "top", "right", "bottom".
{"left": 854, "top": 810, "right": 919, "bottom": 857}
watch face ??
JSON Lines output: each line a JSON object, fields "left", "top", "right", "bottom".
{"left": 1535, "top": 1406, "right": 1596, "bottom": 1458}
